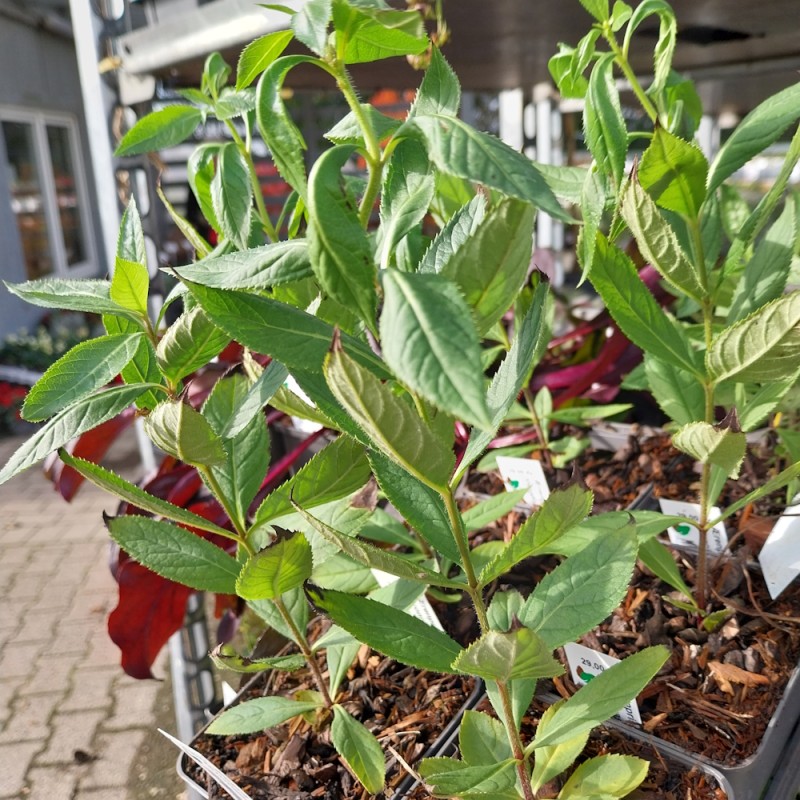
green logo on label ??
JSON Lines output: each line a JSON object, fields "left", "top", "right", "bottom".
{"left": 578, "top": 668, "right": 595, "bottom": 683}
{"left": 676, "top": 524, "right": 692, "bottom": 536}
{"left": 509, "top": 479, "right": 520, "bottom": 489}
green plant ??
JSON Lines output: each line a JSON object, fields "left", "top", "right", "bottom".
{"left": 0, "top": 3, "right": 671, "bottom": 797}
{"left": 550, "top": 0, "right": 800, "bottom": 611}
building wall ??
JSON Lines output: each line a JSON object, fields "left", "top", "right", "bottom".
{"left": 0, "top": 16, "right": 104, "bottom": 338}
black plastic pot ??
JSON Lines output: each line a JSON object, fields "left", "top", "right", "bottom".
{"left": 176, "top": 669, "right": 484, "bottom": 799}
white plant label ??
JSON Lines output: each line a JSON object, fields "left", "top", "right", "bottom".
{"left": 284, "top": 374, "right": 323, "bottom": 434}
{"left": 371, "top": 569, "right": 444, "bottom": 631}
{"left": 658, "top": 498, "right": 728, "bottom": 556}
{"left": 758, "top": 494, "right": 800, "bottom": 600}
{"left": 563, "top": 643, "right": 642, "bottom": 725}
{"left": 496, "top": 456, "right": 550, "bottom": 506}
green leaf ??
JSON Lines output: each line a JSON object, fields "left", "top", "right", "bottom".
{"left": 106, "top": 515, "right": 240, "bottom": 593}
{"left": 202, "top": 375, "right": 270, "bottom": 523}
{"left": 707, "top": 291, "right": 800, "bottom": 383}
{"left": 294, "top": 504, "right": 465, "bottom": 590}
{"left": 249, "top": 587, "right": 308, "bottom": 646}
{"left": 377, "top": 139, "right": 434, "bottom": 270}
{"left": 156, "top": 186, "right": 211, "bottom": 259}
{"left": 175, "top": 240, "right": 312, "bottom": 289}
{"left": 236, "top": 533, "right": 312, "bottom": 600}
{"left": 419, "top": 194, "right": 486, "bottom": 275}
{"left": 156, "top": 307, "right": 230, "bottom": 383}
{"left": 111, "top": 257, "right": 150, "bottom": 317}
{"left": 117, "top": 197, "right": 146, "bottom": 266}
{"left": 368, "top": 451, "right": 462, "bottom": 564}
{"left": 202, "top": 52, "right": 231, "bottom": 98}
{"left": 327, "top": 639, "right": 362, "bottom": 696}
{"left": 589, "top": 235, "right": 702, "bottom": 377}
{"left": 307, "top": 588, "right": 463, "bottom": 672}
{"left": 437, "top": 198, "right": 534, "bottom": 335}
{"left": 187, "top": 283, "right": 387, "bottom": 377}
{"left": 480, "top": 483, "right": 593, "bottom": 586}
{"left": 215, "top": 89, "right": 257, "bottom": 122}
{"left": 206, "top": 696, "right": 322, "bottom": 735}
{"left": 308, "top": 145, "right": 377, "bottom": 329}
{"left": 643, "top": 355, "right": 704, "bottom": 426}
{"left": 312, "top": 553, "right": 376, "bottom": 593}
{"left": 638, "top": 537, "right": 695, "bottom": 600}
{"left": 210, "top": 644, "right": 305, "bottom": 673}
{"left": 332, "top": 2, "right": 427, "bottom": 63}
{"left": 255, "top": 435, "right": 370, "bottom": 524}
{"left": 144, "top": 401, "right": 227, "bottom": 467}
{"left": 459, "top": 281, "right": 551, "bottom": 477}
{"left": 579, "top": 0, "right": 609, "bottom": 20}
{"left": 453, "top": 627, "right": 562, "bottom": 683}
{"left": 584, "top": 54, "right": 627, "bottom": 189}
{"left": 22, "top": 334, "right": 142, "bottom": 421}
{"left": 256, "top": 56, "right": 314, "bottom": 200}
{"left": 237, "top": 29, "right": 294, "bottom": 89}
{"left": 268, "top": 384, "right": 334, "bottom": 431}
{"left": 104, "top": 317, "right": 162, "bottom": 411}
{"left": 0, "top": 384, "right": 151, "bottom": 485}
{"left": 188, "top": 144, "right": 221, "bottom": 233}
{"left": 419, "top": 758, "right": 518, "bottom": 795}
{"left": 57, "top": 450, "right": 234, "bottom": 538}
{"left": 462, "top": 488, "right": 529, "bottom": 532}
{"left": 410, "top": 115, "right": 570, "bottom": 222}
{"left": 561, "top": 755, "right": 648, "bottom": 797}
{"left": 547, "top": 403, "right": 632, "bottom": 425}
{"left": 530, "top": 647, "right": 669, "bottom": 749}
{"left": 577, "top": 168, "right": 605, "bottom": 280}
{"left": 739, "top": 375, "right": 800, "bottom": 432}
{"left": 672, "top": 421, "right": 746, "bottom": 479}
{"left": 331, "top": 706, "right": 385, "bottom": 794}
{"left": 292, "top": 0, "right": 331, "bottom": 55}
{"left": 621, "top": 175, "right": 704, "bottom": 301}
{"left": 380, "top": 270, "right": 491, "bottom": 429}
{"left": 212, "top": 143, "right": 252, "bottom": 250}
{"left": 487, "top": 590, "right": 525, "bottom": 632}
{"left": 325, "top": 105, "right": 400, "bottom": 147}
{"left": 639, "top": 128, "right": 708, "bottom": 219}
{"left": 518, "top": 525, "right": 637, "bottom": 649}
{"left": 5, "top": 278, "right": 143, "bottom": 323}
{"left": 727, "top": 196, "right": 796, "bottom": 324}
{"left": 411, "top": 46, "right": 460, "bottom": 118}
{"left": 115, "top": 105, "right": 203, "bottom": 157}
{"left": 324, "top": 346, "right": 454, "bottom": 490}
{"left": 624, "top": 0, "right": 676, "bottom": 96}
{"left": 459, "top": 711, "right": 513, "bottom": 766}
{"left": 530, "top": 701, "right": 590, "bottom": 793}
{"left": 707, "top": 83, "right": 800, "bottom": 193}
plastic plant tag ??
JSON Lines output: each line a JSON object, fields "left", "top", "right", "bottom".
{"left": 758, "top": 494, "right": 800, "bottom": 600}
{"left": 496, "top": 456, "right": 550, "bottom": 506}
{"left": 222, "top": 681, "right": 237, "bottom": 707}
{"left": 371, "top": 569, "right": 445, "bottom": 631}
{"left": 285, "top": 374, "right": 323, "bottom": 434}
{"left": 563, "top": 643, "right": 642, "bottom": 725}
{"left": 160, "top": 728, "right": 251, "bottom": 800}
{"left": 658, "top": 498, "right": 728, "bottom": 556}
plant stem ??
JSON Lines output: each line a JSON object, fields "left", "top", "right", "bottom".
{"left": 223, "top": 119, "right": 280, "bottom": 243}
{"left": 497, "top": 677, "right": 535, "bottom": 800}
{"left": 198, "top": 467, "right": 255, "bottom": 558}
{"left": 604, "top": 28, "right": 660, "bottom": 125}
{"left": 273, "top": 596, "right": 334, "bottom": 707}
{"left": 522, "top": 387, "right": 553, "bottom": 472}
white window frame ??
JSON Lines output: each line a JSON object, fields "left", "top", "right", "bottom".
{"left": 0, "top": 105, "right": 97, "bottom": 279}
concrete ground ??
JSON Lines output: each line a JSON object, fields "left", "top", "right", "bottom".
{"left": 0, "top": 430, "right": 187, "bottom": 800}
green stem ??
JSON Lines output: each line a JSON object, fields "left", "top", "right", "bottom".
{"left": 522, "top": 387, "right": 553, "bottom": 472}
{"left": 604, "top": 27, "right": 660, "bottom": 125}
{"left": 199, "top": 467, "right": 255, "bottom": 558}
{"left": 224, "top": 119, "right": 280, "bottom": 243}
{"left": 499, "top": 682, "right": 535, "bottom": 800}
{"left": 273, "top": 596, "right": 334, "bottom": 707}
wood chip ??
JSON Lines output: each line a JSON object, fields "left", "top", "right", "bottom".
{"left": 708, "top": 660, "right": 770, "bottom": 695}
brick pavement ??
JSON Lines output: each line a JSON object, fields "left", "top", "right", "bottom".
{"left": 0, "top": 432, "right": 186, "bottom": 800}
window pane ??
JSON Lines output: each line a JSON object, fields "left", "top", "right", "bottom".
{"left": 2, "top": 120, "right": 54, "bottom": 279}
{"left": 47, "top": 124, "right": 87, "bottom": 268}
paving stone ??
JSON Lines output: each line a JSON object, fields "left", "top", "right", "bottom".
{"left": 81, "top": 630, "right": 123, "bottom": 671}
{"left": 61, "top": 667, "right": 116, "bottom": 712}
{"left": 24, "top": 766, "right": 80, "bottom": 800}
{"left": 0, "top": 681, "right": 16, "bottom": 728}
{"left": 36, "top": 710, "right": 106, "bottom": 765}
{"left": 80, "top": 728, "right": 148, "bottom": 790}
{"left": 0, "top": 641, "right": 45, "bottom": 679}
{"left": 19, "top": 655, "right": 80, "bottom": 697}
{"left": 103, "top": 681, "right": 162, "bottom": 731}
{"left": 0, "top": 545, "right": 29, "bottom": 565}
{"left": 0, "top": 741, "right": 42, "bottom": 798}
{"left": 0, "top": 692, "right": 61, "bottom": 743}
{"left": 49, "top": 621, "right": 97, "bottom": 657}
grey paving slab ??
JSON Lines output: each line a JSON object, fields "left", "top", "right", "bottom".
{"left": 0, "top": 432, "right": 186, "bottom": 800}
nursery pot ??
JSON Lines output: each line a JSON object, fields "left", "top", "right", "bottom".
{"left": 177, "top": 663, "right": 483, "bottom": 799}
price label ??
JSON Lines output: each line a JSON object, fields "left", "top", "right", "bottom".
{"left": 371, "top": 570, "right": 444, "bottom": 631}
{"left": 658, "top": 498, "right": 728, "bottom": 556}
{"left": 563, "top": 642, "right": 642, "bottom": 725}
{"left": 759, "top": 494, "right": 800, "bottom": 600}
{"left": 496, "top": 456, "right": 550, "bottom": 506}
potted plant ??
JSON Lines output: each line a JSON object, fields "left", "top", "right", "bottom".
{"left": 544, "top": 0, "right": 800, "bottom": 794}
{"left": 0, "top": 2, "right": 676, "bottom": 797}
